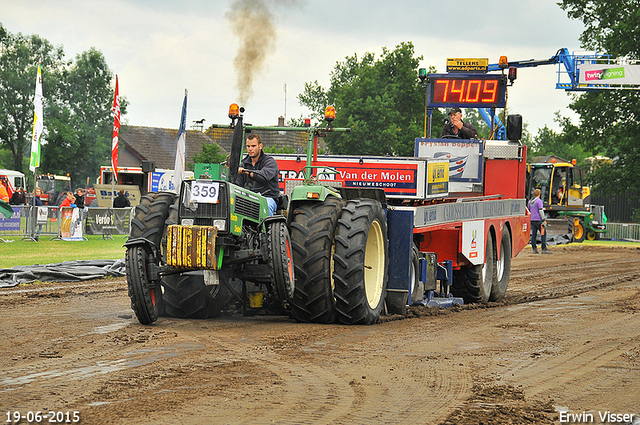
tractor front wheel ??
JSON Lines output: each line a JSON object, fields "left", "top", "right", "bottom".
{"left": 126, "top": 246, "right": 164, "bottom": 325}
{"left": 126, "top": 192, "right": 176, "bottom": 325}
{"left": 268, "top": 221, "right": 295, "bottom": 304}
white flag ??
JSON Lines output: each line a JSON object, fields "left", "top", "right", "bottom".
{"left": 173, "top": 90, "right": 187, "bottom": 189}
{"left": 29, "top": 64, "right": 43, "bottom": 173}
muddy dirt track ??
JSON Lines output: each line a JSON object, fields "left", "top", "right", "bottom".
{"left": 1, "top": 244, "right": 640, "bottom": 425}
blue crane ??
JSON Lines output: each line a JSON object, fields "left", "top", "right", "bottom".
{"left": 482, "top": 48, "right": 618, "bottom": 139}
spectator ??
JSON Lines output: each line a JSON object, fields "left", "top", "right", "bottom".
{"left": 33, "top": 187, "right": 44, "bottom": 241}
{"left": 10, "top": 187, "right": 26, "bottom": 205}
{"left": 529, "top": 188, "right": 552, "bottom": 254}
{"left": 74, "top": 188, "right": 85, "bottom": 209}
{"left": 440, "top": 107, "right": 479, "bottom": 139}
{"left": 59, "top": 192, "right": 76, "bottom": 210}
{"left": 113, "top": 189, "right": 130, "bottom": 208}
{"left": 0, "top": 178, "right": 9, "bottom": 202}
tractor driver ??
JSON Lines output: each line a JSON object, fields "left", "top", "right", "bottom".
{"left": 236, "top": 133, "right": 280, "bottom": 216}
{"left": 440, "top": 107, "right": 479, "bottom": 139}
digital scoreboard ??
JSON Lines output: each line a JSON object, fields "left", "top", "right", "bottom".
{"left": 426, "top": 74, "right": 507, "bottom": 109}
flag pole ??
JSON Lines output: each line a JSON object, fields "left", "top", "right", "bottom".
{"left": 174, "top": 89, "right": 188, "bottom": 190}
{"left": 111, "top": 75, "right": 120, "bottom": 208}
{"left": 28, "top": 62, "right": 44, "bottom": 241}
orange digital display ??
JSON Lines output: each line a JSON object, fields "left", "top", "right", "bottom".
{"left": 427, "top": 74, "right": 506, "bottom": 108}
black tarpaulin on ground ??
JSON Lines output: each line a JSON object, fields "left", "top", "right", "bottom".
{"left": 0, "top": 259, "right": 126, "bottom": 288}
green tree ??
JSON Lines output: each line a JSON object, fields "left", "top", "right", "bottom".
{"left": 263, "top": 145, "right": 295, "bottom": 154}
{"left": 298, "top": 42, "right": 434, "bottom": 156}
{"left": 560, "top": 0, "right": 640, "bottom": 58}
{"left": 192, "top": 142, "right": 227, "bottom": 165}
{"left": 529, "top": 114, "right": 591, "bottom": 163}
{"left": 0, "top": 25, "right": 125, "bottom": 185}
{"left": 558, "top": 1, "right": 640, "bottom": 194}
{"left": 42, "top": 48, "right": 122, "bottom": 186}
{"left": 0, "top": 24, "right": 66, "bottom": 172}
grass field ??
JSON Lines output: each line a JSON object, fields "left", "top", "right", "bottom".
{"left": 2, "top": 233, "right": 639, "bottom": 269}
{"left": 0, "top": 235, "right": 128, "bottom": 268}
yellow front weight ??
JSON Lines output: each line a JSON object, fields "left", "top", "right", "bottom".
{"left": 167, "top": 225, "right": 218, "bottom": 269}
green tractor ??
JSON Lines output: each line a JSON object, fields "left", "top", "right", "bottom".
{"left": 125, "top": 108, "right": 294, "bottom": 325}
{"left": 527, "top": 160, "right": 607, "bottom": 242}
{"left": 125, "top": 106, "right": 389, "bottom": 325}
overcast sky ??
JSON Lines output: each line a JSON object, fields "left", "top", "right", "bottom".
{"left": 2, "top": 0, "right": 587, "bottom": 138}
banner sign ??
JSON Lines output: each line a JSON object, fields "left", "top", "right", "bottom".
{"left": 0, "top": 207, "right": 20, "bottom": 231}
{"left": 37, "top": 207, "right": 48, "bottom": 224}
{"left": 85, "top": 208, "right": 132, "bottom": 235}
{"left": 578, "top": 64, "right": 640, "bottom": 85}
{"left": 60, "top": 207, "right": 83, "bottom": 240}
{"left": 415, "top": 139, "right": 483, "bottom": 183}
{"left": 446, "top": 58, "right": 489, "bottom": 73}
{"left": 93, "top": 184, "right": 140, "bottom": 208}
{"left": 272, "top": 154, "right": 434, "bottom": 199}
{"left": 150, "top": 171, "right": 178, "bottom": 192}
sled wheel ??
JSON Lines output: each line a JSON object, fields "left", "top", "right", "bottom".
{"left": 490, "top": 229, "right": 511, "bottom": 301}
{"left": 126, "top": 245, "right": 162, "bottom": 325}
{"left": 268, "top": 221, "right": 295, "bottom": 303}
{"left": 453, "top": 231, "right": 495, "bottom": 303}
{"left": 410, "top": 245, "right": 421, "bottom": 304}
{"left": 289, "top": 197, "right": 345, "bottom": 323}
{"left": 333, "top": 199, "right": 388, "bottom": 325}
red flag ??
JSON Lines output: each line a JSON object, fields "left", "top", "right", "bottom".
{"left": 111, "top": 75, "right": 121, "bottom": 181}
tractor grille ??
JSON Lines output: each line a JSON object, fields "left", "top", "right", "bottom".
{"left": 180, "top": 182, "right": 229, "bottom": 226}
{"left": 234, "top": 195, "right": 261, "bottom": 221}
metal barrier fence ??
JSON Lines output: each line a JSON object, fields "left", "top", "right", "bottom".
{"left": 0, "top": 206, "right": 134, "bottom": 242}
{"left": 3, "top": 205, "right": 639, "bottom": 242}
{"left": 604, "top": 222, "right": 640, "bottom": 241}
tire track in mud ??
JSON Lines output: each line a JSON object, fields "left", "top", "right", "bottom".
{"left": 197, "top": 322, "right": 474, "bottom": 425}
{"left": 497, "top": 312, "right": 640, "bottom": 418}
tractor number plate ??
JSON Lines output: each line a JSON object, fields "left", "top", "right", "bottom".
{"left": 191, "top": 181, "right": 220, "bottom": 204}
{"left": 167, "top": 225, "right": 218, "bottom": 269}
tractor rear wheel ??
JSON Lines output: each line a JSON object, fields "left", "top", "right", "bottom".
{"left": 162, "top": 273, "right": 227, "bottom": 319}
{"left": 453, "top": 231, "right": 495, "bottom": 303}
{"left": 289, "top": 197, "right": 345, "bottom": 323}
{"left": 268, "top": 221, "right": 295, "bottom": 303}
{"left": 490, "top": 229, "right": 511, "bottom": 301}
{"left": 333, "top": 199, "right": 388, "bottom": 325}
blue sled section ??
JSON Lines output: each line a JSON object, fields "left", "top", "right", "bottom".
{"left": 418, "top": 291, "right": 464, "bottom": 308}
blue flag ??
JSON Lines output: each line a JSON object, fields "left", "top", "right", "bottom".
{"left": 173, "top": 90, "right": 188, "bottom": 188}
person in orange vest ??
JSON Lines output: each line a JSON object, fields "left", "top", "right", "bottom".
{"left": 0, "top": 177, "right": 10, "bottom": 202}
